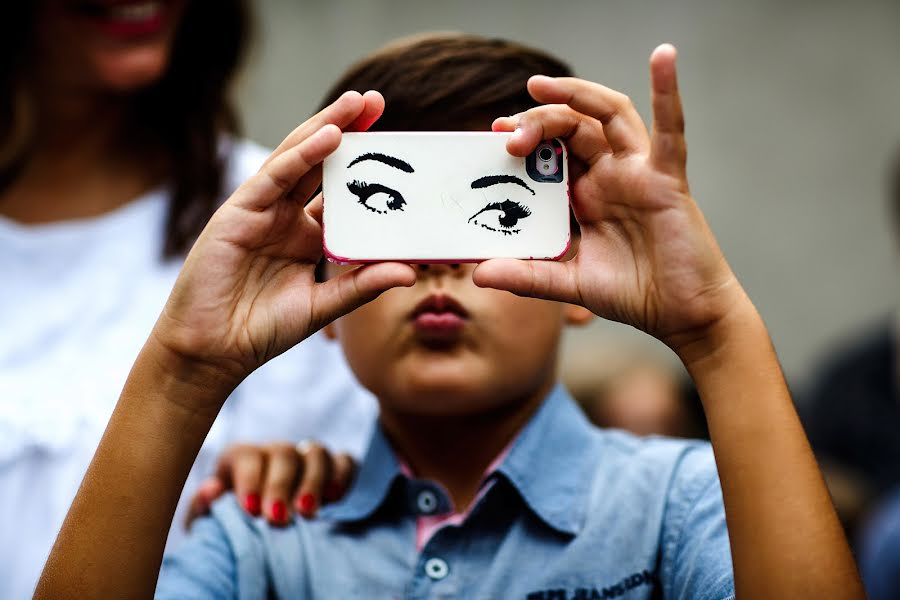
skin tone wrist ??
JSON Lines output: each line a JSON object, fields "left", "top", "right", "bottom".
{"left": 142, "top": 329, "right": 245, "bottom": 419}
{"left": 665, "top": 279, "right": 761, "bottom": 374}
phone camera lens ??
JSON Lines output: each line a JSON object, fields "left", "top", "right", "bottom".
{"left": 538, "top": 147, "right": 553, "bottom": 161}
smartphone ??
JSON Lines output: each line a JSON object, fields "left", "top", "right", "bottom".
{"left": 321, "top": 132, "right": 569, "bottom": 263}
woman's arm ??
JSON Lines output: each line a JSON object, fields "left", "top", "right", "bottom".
{"left": 34, "top": 90, "right": 415, "bottom": 600}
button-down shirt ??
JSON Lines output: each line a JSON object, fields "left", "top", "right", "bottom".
{"left": 157, "top": 385, "right": 734, "bottom": 599}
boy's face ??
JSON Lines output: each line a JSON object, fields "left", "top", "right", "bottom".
{"left": 324, "top": 260, "right": 592, "bottom": 417}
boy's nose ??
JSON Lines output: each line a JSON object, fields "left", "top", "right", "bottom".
{"left": 415, "top": 263, "right": 465, "bottom": 280}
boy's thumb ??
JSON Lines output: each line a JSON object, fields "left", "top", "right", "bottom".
{"left": 311, "top": 263, "right": 417, "bottom": 330}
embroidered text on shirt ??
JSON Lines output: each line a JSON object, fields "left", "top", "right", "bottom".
{"left": 526, "top": 569, "right": 657, "bottom": 599}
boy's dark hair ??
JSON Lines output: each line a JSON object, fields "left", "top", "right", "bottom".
{"left": 318, "top": 33, "right": 573, "bottom": 130}
{"left": 0, "top": 0, "right": 251, "bottom": 258}
{"left": 315, "top": 33, "right": 575, "bottom": 280}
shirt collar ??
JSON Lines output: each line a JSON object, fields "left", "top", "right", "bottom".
{"left": 318, "top": 420, "right": 403, "bottom": 522}
{"left": 493, "top": 383, "right": 596, "bottom": 535}
{"left": 319, "top": 384, "right": 596, "bottom": 536}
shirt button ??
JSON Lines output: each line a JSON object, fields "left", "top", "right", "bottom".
{"left": 416, "top": 489, "right": 438, "bottom": 514}
{"left": 424, "top": 557, "right": 449, "bottom": 580}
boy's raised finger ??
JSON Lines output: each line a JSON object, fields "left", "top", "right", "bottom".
{"left": 255, "top": 91, "right": 383, "bottom": 205}
{"left": 527, "top": 76, "right": 650, "bottom": 155}
{"left": 648, "top": 44, "right": 687, "bottom": 177}
{"left": 231, "top": 124, "right": 342, "bottom": 212}
{"left": 345, "top": 90, "right": 386, "bottom": 133}
{"left": 263, "top": 91, "right": 367, "bottom": 166}
{"left": 494, "top": 105, "right": 610, "bottom": 164}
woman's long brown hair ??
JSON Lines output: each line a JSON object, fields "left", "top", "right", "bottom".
{"left": 0, "top": 0, "right": 251, "bottom": 258}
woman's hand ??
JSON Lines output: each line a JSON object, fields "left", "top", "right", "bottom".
{"left": 150, "top": 91, "right": 416, "bottom": 401}
{"left": 185, "top": 441, "right": 356, "bottom": 527}
{"left": 475, "top": 45, "right": 747, "bottom": 362}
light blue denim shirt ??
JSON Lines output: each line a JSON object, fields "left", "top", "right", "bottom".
{"left": 157, "top": 385, "right": 734, "bottom": 599}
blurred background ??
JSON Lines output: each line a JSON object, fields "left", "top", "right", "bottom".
{"left": 236, "top": 0, "right": 900, "bottom": 390}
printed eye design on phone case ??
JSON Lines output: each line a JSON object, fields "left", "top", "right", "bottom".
{"left": 468, "top": 174, "right": 534, "bottom": 235}
{"left": 346, "top": 153, "right": 413, "bottom": 214}
{"left": 347, "top": 180, "right": 407, "bottom": 214}
{"left": 346, "top": 153, "right": 535, "bottom": 236}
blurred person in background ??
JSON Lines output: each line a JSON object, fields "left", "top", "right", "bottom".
{"left": 800, "top": 146, "right": 900, "bottom": 541}
{"left": 857, "top": 488, "right": 900, "bottom": 600}
{"left": 576, "top": 360, "right": 708, "bottom": 439}
{"left": 0, "top": 2, "right": 374, "bottom": 597}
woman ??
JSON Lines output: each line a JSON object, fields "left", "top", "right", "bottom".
{"left": 0, "top": 2, "right": 372, "bottom": 597}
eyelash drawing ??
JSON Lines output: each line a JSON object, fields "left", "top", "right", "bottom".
{"left": 347, "top": 179, "right": 407, "bottom": 214}
{"left": 468, "top": 200, "right": 532, "bottom": 235}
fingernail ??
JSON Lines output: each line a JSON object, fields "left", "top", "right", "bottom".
{"left": 324, "top": 482, "right": 342, "bottom": 502}
{"left": 244, "top": 493, "right": 261, "bottom": 516}
{"left": 271, "top": 500, "right": 287, "bottom": 522}
{"left": 510, "top": 127, "right": 524, "bottom": 142}
{"left": 299, "top": 493, "right": 317, "bottom": 516}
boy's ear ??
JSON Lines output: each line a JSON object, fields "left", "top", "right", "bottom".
{"left": 564, "top": 303, "right": 594, "bottom": 327}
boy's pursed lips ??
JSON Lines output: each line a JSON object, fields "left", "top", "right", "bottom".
{"left": 409, "top": 293, "right": 469, "bottom": 341}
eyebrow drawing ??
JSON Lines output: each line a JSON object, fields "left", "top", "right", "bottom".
{"left": 347, "top": 153, "right": 414, "bottom": 173}
{"left": 471, "top": 174, "right": 535, "bottom": 196}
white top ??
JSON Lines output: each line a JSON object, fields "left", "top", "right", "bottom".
{"left": 0, "top": 140, "right": 377, "bottom": 599}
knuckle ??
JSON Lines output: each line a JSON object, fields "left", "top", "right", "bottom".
{"left": 615, "top": 92, "right": 634, "bottom": 110}
{"left": 225, "top": 443, "right": 254, "bottom": 458}
{"left": 234, "top": 448, "right": 264, "bottom": 469}
{"left": 267, "top": 442, "right": 297, "bottom": 458}
{"left": 265, "top": 467, "right": 298, "bottom": 490}
{"left": 265, "top": 168, "right": 294, "bottom": 195}
{"left": 301, "top": 442, "right": 328, "bottom": 460}
{"left": 333, "top": 456, "right": 354, "bottom": 480}
{"left": 265, "top": 470, "right": 294, "bottom": 490}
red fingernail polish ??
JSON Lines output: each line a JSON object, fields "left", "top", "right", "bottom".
{"left": 299, "top": 493, "right": 316, "bottom": 515}
{"left": 244, "top": 493, "right": 261, "bottom": 516}
{"left": 324, "top": 482, "right": 342, "bottom": 501}
{"left": 271, "top": 500, "right": 287, "bottom": 522}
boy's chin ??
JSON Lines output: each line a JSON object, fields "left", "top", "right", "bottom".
{"left": 378, "top": 372, "right": 513, "bottom": 418}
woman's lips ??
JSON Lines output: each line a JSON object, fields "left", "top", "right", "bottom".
{"left": 71, "top": 1, "right": 169, "bottom": 38}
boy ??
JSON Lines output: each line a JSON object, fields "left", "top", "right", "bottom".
{"left": 36, "top": 35, "right": 864, "bottom": 599}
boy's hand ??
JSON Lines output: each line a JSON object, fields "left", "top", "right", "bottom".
{"left": 476, "top": 44, "right": 749, "bottom": 360}
{"left": 150, "top": 91, "right": 416, "bottom": 397}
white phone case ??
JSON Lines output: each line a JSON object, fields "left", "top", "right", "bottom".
{"left": 322, "top": 132, "right": 570, "bottom": 263}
